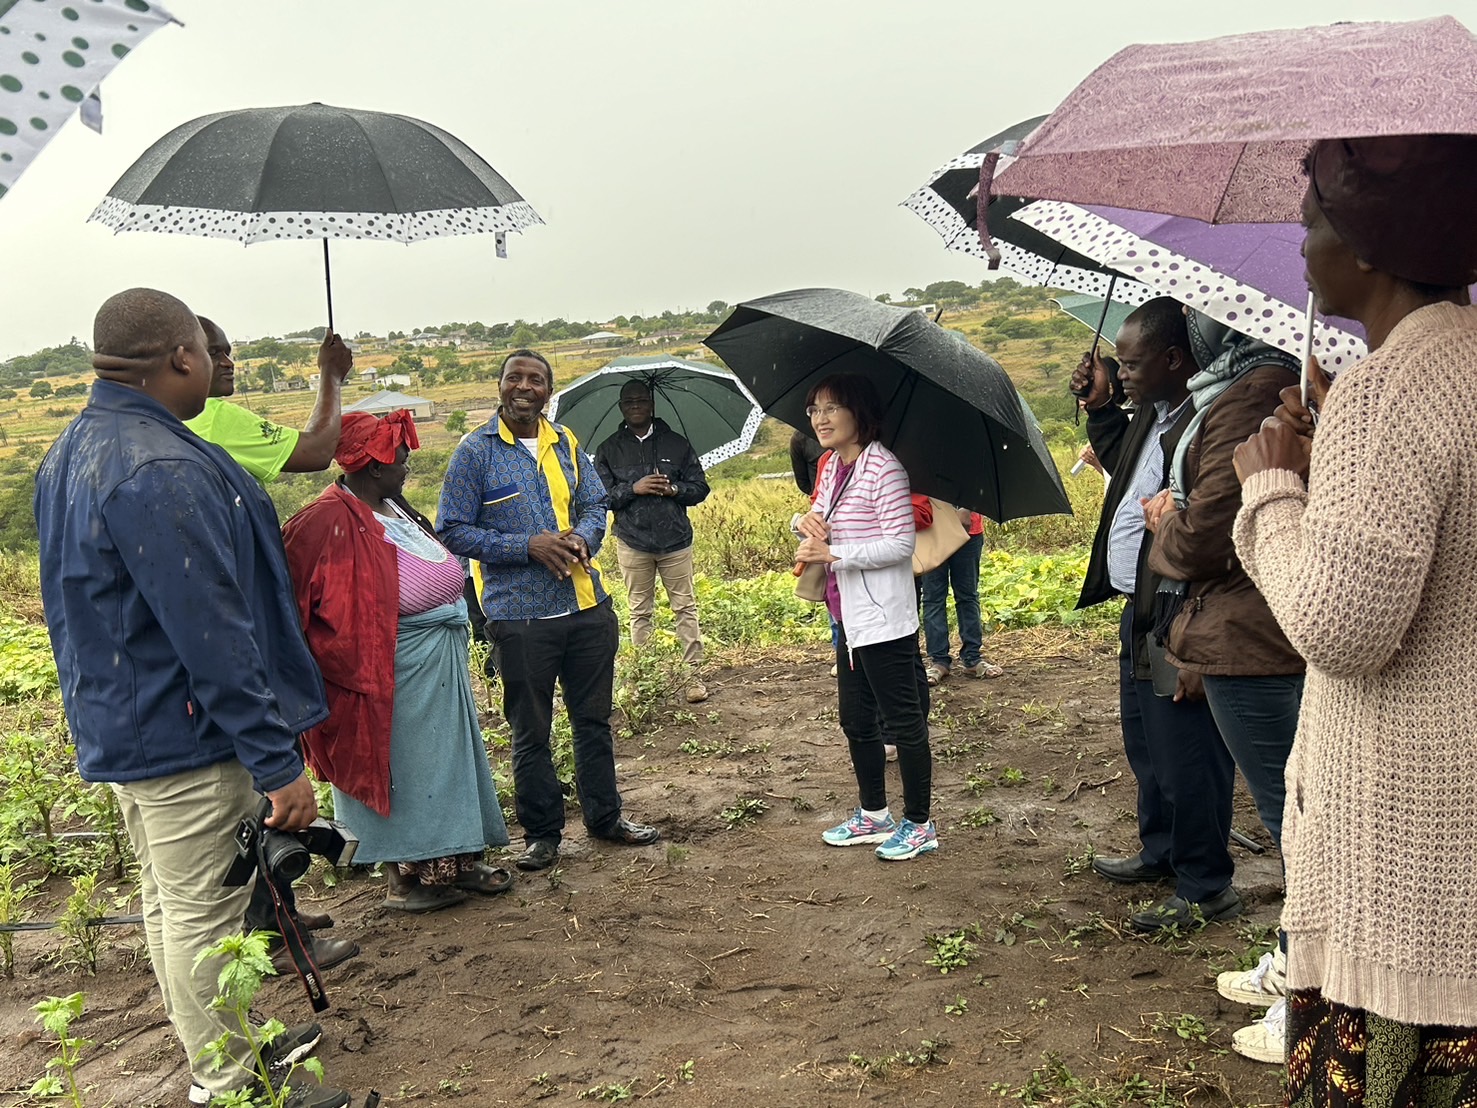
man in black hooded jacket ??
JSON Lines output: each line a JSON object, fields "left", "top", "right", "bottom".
{"left": 595, "top": 380, "right": 711, "bottom": 702}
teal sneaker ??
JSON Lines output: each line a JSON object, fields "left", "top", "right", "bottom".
{"left": 875, "top": 819, "right": 938, "bottom": 861}
{"left": 822, "top": 808, "right": 897, "bottom": 847}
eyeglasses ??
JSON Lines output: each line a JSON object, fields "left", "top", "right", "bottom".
{"left": 806, "top": 404, "right": 846, "bottom": 419}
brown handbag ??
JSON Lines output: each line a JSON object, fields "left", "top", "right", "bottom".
{"left": 912, "top": 500, "right": 970, "bottom": 576}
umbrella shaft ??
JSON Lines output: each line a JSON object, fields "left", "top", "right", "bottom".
{"left": 323, "top": 238, "right": 334, "bottom": 334}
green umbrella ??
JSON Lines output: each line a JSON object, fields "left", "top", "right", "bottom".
{"left": 548, "top": 355, "right": 763, "bottom": 468}
{"left": 1050, "top": 292, "right": 1134, "bottom": 349}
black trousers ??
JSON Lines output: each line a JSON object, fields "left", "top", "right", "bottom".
{"left": 244, "top": 866, "right": 298, "bottom": 933}
{"left": 1118, "top": 602, "right": 1235, "bottom": 903}
{"left": 491, "top": 601, "right": 623, "bottom": 845}
{"left": 835, "top": 623, "right": 933, "bottom": 824}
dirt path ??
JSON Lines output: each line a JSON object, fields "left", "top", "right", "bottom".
{"left": 0, "top": 629, "right": 1286, "bottom": 1107}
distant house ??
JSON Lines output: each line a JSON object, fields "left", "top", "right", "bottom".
{"left": 408, "top": 331, "right": 461, "bottom": 349}
{"left": 580, "top": 330, "right": 620, "bottom": 343}
{"left": 378, "top": 373, "right": 412, "bottom": 388}
{"left": 345, "top": 390, "right": 435, "bottom": 420}
{"left": 357, "top": 369, "right": 377, "bottom": 383}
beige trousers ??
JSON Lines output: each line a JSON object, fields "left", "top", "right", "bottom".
{"left": 113, "top": 760, "right": 259, "bottom": 1096}
{"left": 616, "top": 540, "right": 704, "bottom": 667}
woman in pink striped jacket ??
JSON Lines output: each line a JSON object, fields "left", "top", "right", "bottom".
{"left": 796, "top": 374, "right": 936, "bottom": 861}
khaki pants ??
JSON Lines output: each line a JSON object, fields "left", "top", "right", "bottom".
{"left": 113, "top": 760, "right": 259, "bottom": 1097}
{"left": 616, "top": 540, "right": 703, "bottom": 668}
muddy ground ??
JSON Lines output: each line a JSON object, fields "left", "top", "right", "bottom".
{"left": 0, "top": 627, "right": 1286, "bottom": 1107}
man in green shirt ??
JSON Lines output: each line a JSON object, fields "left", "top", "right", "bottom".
{"left": 185, "top": 315, "right": 358, "bottom": 977}
{"left": 185, "top": 319, "right": 354, "bottom": 482}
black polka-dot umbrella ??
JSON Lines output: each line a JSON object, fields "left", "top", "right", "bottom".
{"left": 88, "top": 101, "right": 543, "bottom": 329}
{"left": 902, "top": 115, "right": 1154, "bottom": 309}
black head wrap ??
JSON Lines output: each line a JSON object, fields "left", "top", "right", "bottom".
{"left": 1308, "top": 134, "right": 1477, "bottom": 288}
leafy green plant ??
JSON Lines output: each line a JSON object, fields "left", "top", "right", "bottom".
{"left": 53, "top": 873, "right": 107, "bottom": 975}
{"left": 0, "top": 861, "right": 37, "bottom": 977}
{"left": 576, "top": 1081, "right": 633, "bottom": 1102}
{"left": 924, "top": 925, "right": 980, "bottom": 973}
{"left": 28, "top": 991, "right": 89, "bottom": 1107}
{"left": 719, "top": 796, "right": 769, "bottom": 829}
{"left": 614, "top": 643, "right": 686, "bottom": 734}
{"left": 1153, "top": 1012, "right": 1210, "bottom": 1043}
{"left": 944, "top": 996, "right": 969, "bottom": 1016}
{"left": 847, "top": 1037, "right": 948, "bottom": 1078}
{"left": 193, "top": 932, "right": 328, "bottom": 1107}
{"left": 1063, "top": 846, "right": 1096, "bottom": 877}
{"left": 958, "top": 805, "right": 999, "bottom": 829}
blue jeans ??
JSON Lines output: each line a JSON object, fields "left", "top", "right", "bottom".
{"left": 922, "top": 532, "right": 984, "bottom": 668}
{"left": 1119, "top": 603, "right": 1235, "bottom": 904}
{"left": 1201, "top": 674, "right": 1303, "bottom": 848}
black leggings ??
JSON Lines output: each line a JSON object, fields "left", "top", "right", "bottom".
{"left": 835, "top": 623, "right": 932, "bottom": 824}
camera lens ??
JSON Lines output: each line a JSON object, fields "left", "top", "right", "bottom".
{"left": 261, "top": 830, "right": 311, "bottom": 883}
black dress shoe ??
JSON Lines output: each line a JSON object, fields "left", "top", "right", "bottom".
{"left": 515, "top": 840, "right": 560, "bottom": 872}
{"left": 593, "top": 817, "right": 660, "bottom": 846}
{"left": 1128, "top": 886, "right": 1244, "bottom": 933}
{"left": 270, "top": 934, "right": 359, "bottom": 976}
{"left": 1091, "top": 853, "right": 1174, "bottom": 884}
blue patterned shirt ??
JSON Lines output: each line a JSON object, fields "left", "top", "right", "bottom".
{"left": 437, "top": 413, "right": 609, "bottom": 620}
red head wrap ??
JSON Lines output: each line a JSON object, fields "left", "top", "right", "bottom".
{"left": 335, "top": 410, "right": 420, "bottom": 473}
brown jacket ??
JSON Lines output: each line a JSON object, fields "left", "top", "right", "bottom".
{"left": 1147, "top": 364, "right": 1305, "bottom": 676}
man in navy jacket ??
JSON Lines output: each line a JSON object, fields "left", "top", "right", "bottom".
{"left": 33, "top": 289, "right": 347, "bottom": 1108}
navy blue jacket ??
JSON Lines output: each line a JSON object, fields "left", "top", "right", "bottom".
{"left": 34, "top": 381, "right": 327, "bottom": 791}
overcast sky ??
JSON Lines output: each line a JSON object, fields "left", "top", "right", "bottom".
{"left": 0, "top": 0, "right": 1470, "bottom": 358}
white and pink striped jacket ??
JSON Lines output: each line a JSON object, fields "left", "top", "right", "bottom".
{"left": 810, "top": 441, "right": 918, "bottom": 649}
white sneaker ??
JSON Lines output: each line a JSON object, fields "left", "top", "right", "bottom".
{"left": 1216, "top": 948, "right": 1286, "bottom": 1006}
{"left": 1232, "top": 997, "right": 1287, "bottom": 1064}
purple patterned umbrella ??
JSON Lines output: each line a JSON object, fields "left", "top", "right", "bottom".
{"left": 993, "top": 16, "right": 1477, "bottom": 223}
{"left": 1010, "top": 201, "right": 1368, "bottom": 370}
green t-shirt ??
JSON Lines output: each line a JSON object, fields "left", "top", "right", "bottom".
{"left": 184, "top": 397, "right": 299, "bottom": 484}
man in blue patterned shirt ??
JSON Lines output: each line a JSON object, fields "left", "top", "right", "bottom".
{"left": 438, "top": 350, "right": 659, "bottom": 872}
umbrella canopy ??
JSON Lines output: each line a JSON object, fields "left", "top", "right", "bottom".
{"left": 0, "top": 0, "right": 176, "bottom": 201}
{"left": 993, "top": 16, "right": 1477, "bottom": 223}
{"left": 1050, "top": 294, "right": 1133, "bottom": 349}
{"left": 1014, "top": 201, "right": 1369, "bottom": 371}
{"left": 88, "top": 102, "right": 543, "bottom": 330}
{"left": 89, "top": 101, "right": 542, "bottom": 242}
{"left": 705, "top": 289, "right": 1070, "bottom": 522}
{"left": 902, "top": 116, "right": 1154, "bottom": 306}
{"left": 548, "top": 356, "right": 763, "bottom": 470}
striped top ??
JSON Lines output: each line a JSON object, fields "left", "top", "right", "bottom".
{"left": 379, "top": 511, "right": 463, "bottom": 615}
{"left": 814, "top": 448, "right": 915, "bottom": 550}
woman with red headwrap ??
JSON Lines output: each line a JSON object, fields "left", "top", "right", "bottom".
{"left": 284, "top": 411, "right": 511, "bottom": 912}
{"left": 1233, "top": 135, "right": 1477, "bottom": 1102}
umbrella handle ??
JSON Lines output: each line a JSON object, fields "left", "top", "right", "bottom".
{"left": 323, "top": 237, "right": 335, "bottom": 335}
{"left": 1300, "top": 290, "right": 1315, "bottom": 410}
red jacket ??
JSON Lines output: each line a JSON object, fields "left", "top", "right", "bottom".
{"left": 282, "top": 482, "right": 399, "bottom": 815}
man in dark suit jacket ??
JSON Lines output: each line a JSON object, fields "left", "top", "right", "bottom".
{"left": 1071, "top": 297, "right": 1239, "bottom": 933}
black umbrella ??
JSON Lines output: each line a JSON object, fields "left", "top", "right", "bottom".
{"left": 704, "top": 289, "right": 1070, "bottom": 523}
{"left": 88, "top": 102, "right": 543, "bottom": 330}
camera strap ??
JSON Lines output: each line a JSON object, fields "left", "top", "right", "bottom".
{"left": 256, "top": 835, "right": 330, "bottom": 1014}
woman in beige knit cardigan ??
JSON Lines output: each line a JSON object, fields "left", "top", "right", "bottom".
{"left": 1232, "top": 134, "right": 1477, "bottom": 1106}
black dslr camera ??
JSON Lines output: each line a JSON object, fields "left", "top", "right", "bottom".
{"left": 223, "top": 796, "right": 359, "bottom": 887}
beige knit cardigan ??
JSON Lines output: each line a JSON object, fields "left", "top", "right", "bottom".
{"left": 1233, "top": 301, "right": 1477, "bottom": 1027}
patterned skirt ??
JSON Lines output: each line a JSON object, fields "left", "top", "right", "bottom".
{"left": 1287, "top": 989, "right": 1477, "bottom": 1108}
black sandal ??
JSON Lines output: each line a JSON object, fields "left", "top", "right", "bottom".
{"left": 454, "top": 862, "right": 514, "bottom": 895}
